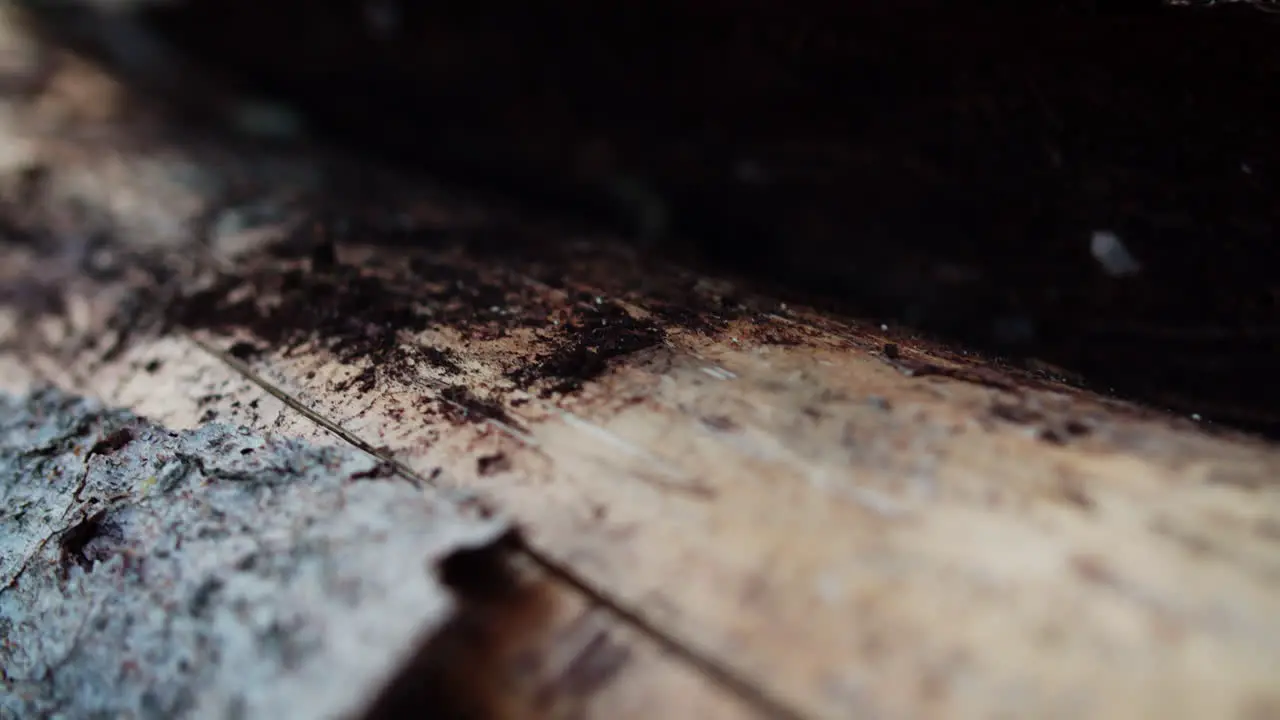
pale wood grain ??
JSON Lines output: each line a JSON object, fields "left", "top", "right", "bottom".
{"left": 178, "top": 270, "right": 1280, "bottom": 720}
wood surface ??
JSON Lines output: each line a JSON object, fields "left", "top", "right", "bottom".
{"left": 3, "top": 15, "right": 1280, "bottom": 720}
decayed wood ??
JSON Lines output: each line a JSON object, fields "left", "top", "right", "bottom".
{"left": 3, "top": 20, "right": 1280, "bottom": 720}
{"left": 169, "top": 260, "right": 1280, "bottom": 720}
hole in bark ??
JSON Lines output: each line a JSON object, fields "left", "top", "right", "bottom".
{"left": 58, "top": 510, "right": 123, "bottom": 577}
{"left": 360, "top": 531, "right": 559, "bottom": 720}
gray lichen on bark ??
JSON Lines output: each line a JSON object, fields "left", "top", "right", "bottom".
{"left": 0, "top": 386, "right": 510, "bottom": 719}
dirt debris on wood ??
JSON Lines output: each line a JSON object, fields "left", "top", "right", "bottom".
{"left": 1, "top": 5, "right": 1274, "bottom": 440}
{"left": 59, "top": 0, "right": 1278, "bottom": 435}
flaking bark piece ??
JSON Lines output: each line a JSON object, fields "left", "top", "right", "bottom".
{"left": 0, "top": 386, "right": 511, "bottom": 720}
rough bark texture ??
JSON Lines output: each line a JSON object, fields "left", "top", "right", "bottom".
{"left": 0, "top": 387, "right": 511, "bottom": 719}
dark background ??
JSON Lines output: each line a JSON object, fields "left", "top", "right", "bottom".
{"left": 23, "top": 0, "right": 1280, "bottom": 435}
